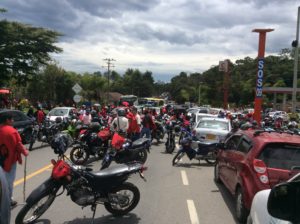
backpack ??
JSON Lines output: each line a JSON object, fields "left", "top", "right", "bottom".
{"left": 0, "top": 144, "right": 8, "bottom": 168}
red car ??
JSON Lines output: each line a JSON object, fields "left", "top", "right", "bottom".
{"left": 214, "top": 129, "right": 300, "bottom": 223}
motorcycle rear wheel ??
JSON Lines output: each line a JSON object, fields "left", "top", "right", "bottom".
{"left": 172, "top": 151, "right": 185, "bottom": 166}
{"left": 15, "top": 193, "right": 56, "bottom": 224}
{"left": 204, "top": 151, "right": 217, "bottom": 165}
{"left": 70, "top": 146, "right": 90, "bottom": 165}
{"left": 104, "top": 182, "right": 140, "bottom": 216}
{"left": 137, "top": 148, "right": 148, "bottom": 163}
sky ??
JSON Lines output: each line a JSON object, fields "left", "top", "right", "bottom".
{"left": 1, "top": 0, "right": 299, "bottom": 82}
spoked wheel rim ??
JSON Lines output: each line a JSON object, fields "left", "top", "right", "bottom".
{"left": 110, "top": 189, "right": 135, "bottom": 211}
{"left": 71, "top": 147, "right": 88, "bottom": 164}
{"left": 23, "top": 194, "right": 55, "bottom": 223}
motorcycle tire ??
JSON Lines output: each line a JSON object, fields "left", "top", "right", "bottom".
{"left": 15, "top": 192, "right": 56, "bottom": 224}
{"left": 137, "top": 148, "right": 148, "bottom": 164}
{"left": 165, "top": 139, "right": 175, "bottom": 153}
{"left": 70, "top": 146, "right": 90, "bottom": 165}
{"left": 172, "top": 151, "right": 185, "bottom": 166}
{"left": 104, "top": 182, "right": 140, "bottom": 216}
{"left": 204, "top": 151, "right": 217, "bottom": 165}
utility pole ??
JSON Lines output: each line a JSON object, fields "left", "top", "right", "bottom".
{"left": 292, "top": 6, "right": 300, "bottom": 113}
{"left": 103, "top": 58, "right": 115, "bottom": 105}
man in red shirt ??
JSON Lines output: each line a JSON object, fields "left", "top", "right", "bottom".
{"left": 0, "top": 113, "right": 29, "bottom": 207}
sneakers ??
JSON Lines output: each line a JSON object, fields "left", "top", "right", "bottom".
{"left": 11, "top": 199, "right": 17, "bottom": 208}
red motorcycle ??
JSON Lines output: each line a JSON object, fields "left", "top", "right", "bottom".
{"left": 70, "top": 123, "right": 113, "bottom": 165}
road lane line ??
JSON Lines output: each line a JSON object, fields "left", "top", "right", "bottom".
{"left": 181, "top": 170, "right": 189, "bottom": 185}
{"left": 187, "top": 199, "right": 200, "bottom": 224}
{"left": 14, "top": 164, "right": 53, "bottom": 187}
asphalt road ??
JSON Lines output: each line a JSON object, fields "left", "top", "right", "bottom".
{"left": 10, "top": 138, "right": 241, "bottom": 224}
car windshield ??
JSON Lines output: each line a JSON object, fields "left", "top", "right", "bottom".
{"left": 48, "top": 108, "right": 68, "bottom": 116}
{"left": 258, "top": 143, "right": 300, "bottom": 170}
{"left": 197, "top": 120, "right": 228, "bottom": 130}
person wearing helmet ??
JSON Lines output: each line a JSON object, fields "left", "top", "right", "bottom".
{"left": 110, "top": 108, "right": 129, "bottom": 133}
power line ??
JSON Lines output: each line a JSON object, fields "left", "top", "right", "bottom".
{"left": 103, "top": 58, "right": 115, "bottom": 104}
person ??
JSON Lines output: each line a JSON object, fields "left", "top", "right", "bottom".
{"left": 0, "top": 113, "right": 29, "bottom": 207}
{"left": 82, "top": 110, "right": 92, "bottom": 125}
{"left": 34, "top": 106, "right": 45, "bottom": 124}
{"left": 26, "top": 106, "right": 35, "bottom": 119}
{"left": 127, "top": 107, "right": 141, "bottom": 141}
{"left": 0, "top": 166, "right": 10, "bottom": 224}
{"left": 140, "top": 110, "right": 155, "bottom": 139}
{"left": 110, "top": 108, "right": 129, "bottom": 133}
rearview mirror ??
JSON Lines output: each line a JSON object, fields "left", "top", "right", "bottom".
{"left": 267, "top": 181, "right": 300, "bottom": 223}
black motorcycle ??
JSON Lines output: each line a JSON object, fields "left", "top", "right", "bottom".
{"left": 101, "top": 133, "right": 150, "bottom": 170}
{"left": 172, "top": 130, "right": 219, "bottom": 165}
{"left": 70, "top": 123, "right": 111, "bottom": 165}
{"left": 38, "top": 118, "right": 64, "bottom": 144}
{"left": 165, "top": 120, "right": 180, "bottom": 153}
{"left": 15, "top": 134, "right": 147, "bottom": 224}
{"left": 151, "top": 120, "right": 165, "bottom": 143}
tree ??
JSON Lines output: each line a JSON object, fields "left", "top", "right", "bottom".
{"left": 0, "top": 12, "right": 62, "bottom": 86}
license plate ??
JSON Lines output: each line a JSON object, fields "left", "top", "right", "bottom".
{"left": 206, "top": 134, "right": 216, "bottom": 140}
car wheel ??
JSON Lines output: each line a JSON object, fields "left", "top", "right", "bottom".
{"left": 214, "top": 163, "right": 222, "bottom": 184}
{"left": 235, "top": 187, "right": 249, "bottom": 223}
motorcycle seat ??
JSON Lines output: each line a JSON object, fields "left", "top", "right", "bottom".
{"left": 90, "top": 164, "right": 130, "bottom": 179}
{"left": 132, "top": 138, "right": 150, "bottom": 148}
{"left": 198, "top": 142, "right": 218, "bottom": 149}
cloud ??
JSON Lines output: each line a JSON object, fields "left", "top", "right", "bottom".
{"left": 1, "top": 0, "right": 299, "bottom": 81}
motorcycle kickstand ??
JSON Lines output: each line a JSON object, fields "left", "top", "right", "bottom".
{"left": 90, "top": 204, "right": 97, "bottom": 224}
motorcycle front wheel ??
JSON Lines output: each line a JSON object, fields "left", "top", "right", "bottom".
{"left": 15, "top": 193, "right": 56, "bottom": 224}
{"left": 70, "top": 146, "right": 90, "bottom": 165}
{"left": 172, "top": 151, "right": 185, "bottom": 166}
{"left": 104, "top": 182, "right": 140, "bottom": 216}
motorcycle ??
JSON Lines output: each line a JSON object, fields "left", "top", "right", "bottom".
{"left": 38, "top": 118, "right": 64, "bottom": 144}
{"left": 165, "top": 120, "right": 180, "bottom": 153}
{"left": 101, "top": 132, "right": 150, "bottom": 170}
{"left": 151, "top": 120, "right": 165, "bottom": 143}
{"left": 70, "top": 123, "right": 112, "bottom": 165}
{"left": 172, "top": 130, "right": 219, "bottom": 165}
{"left": 15, "top": 134, "right": 147, "bottom": 224}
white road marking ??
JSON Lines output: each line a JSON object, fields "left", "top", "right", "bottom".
{"left": 187, "top": 199, "right": 200, "bottom": 224}
{"left": 181, "top": 170, "right": 189, "bottom": 185}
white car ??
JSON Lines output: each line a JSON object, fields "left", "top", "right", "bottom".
{"left": 47, "top": 107, "right": 76, "bottom": 122}
{"left": 193, "top": 117, "right": 232, "bottom": 143}
{"left": 247, "top": 173, "right": 300, "bottom": 224}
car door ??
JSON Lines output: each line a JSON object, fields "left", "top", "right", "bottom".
{"left": 226, "top": 136, "right": 252, "bottom": 193}
{"left": 219, "top": 134, "right": 242, "bottom": 190}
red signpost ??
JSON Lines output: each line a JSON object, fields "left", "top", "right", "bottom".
{"left": 252, "top": 28, "right": 274, "bottom": 125}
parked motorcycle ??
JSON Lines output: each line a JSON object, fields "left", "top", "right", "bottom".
{"left": 38, "top": 118, "right": 64, "bottom": 144}
{"left": 101, "top": 132, "right": 150, "bottom": 170}
{"left": 70, "top": 123, "right": 112, "bottom": 165}
{"left": 151, "top": 120, "right": 165, "bottom": 143}
{"left": 172, "top": 130, "right": 219, "bottom": 165}
{"left": 165, "top": 120, "right": 180, "bottom": 153}
{"left": 15, "top": 134, "right": 147, "bottom": 224}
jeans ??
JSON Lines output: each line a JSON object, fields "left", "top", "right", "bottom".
{"left": 140, "top": 127, "right": 151, "bottom": 139}
{"left": 4, "top": 163, "right": 17, "bottom": 200}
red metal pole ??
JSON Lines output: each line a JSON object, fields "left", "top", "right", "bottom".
{"left": 252, "top": 29, "right": 274, "bottom": 125}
